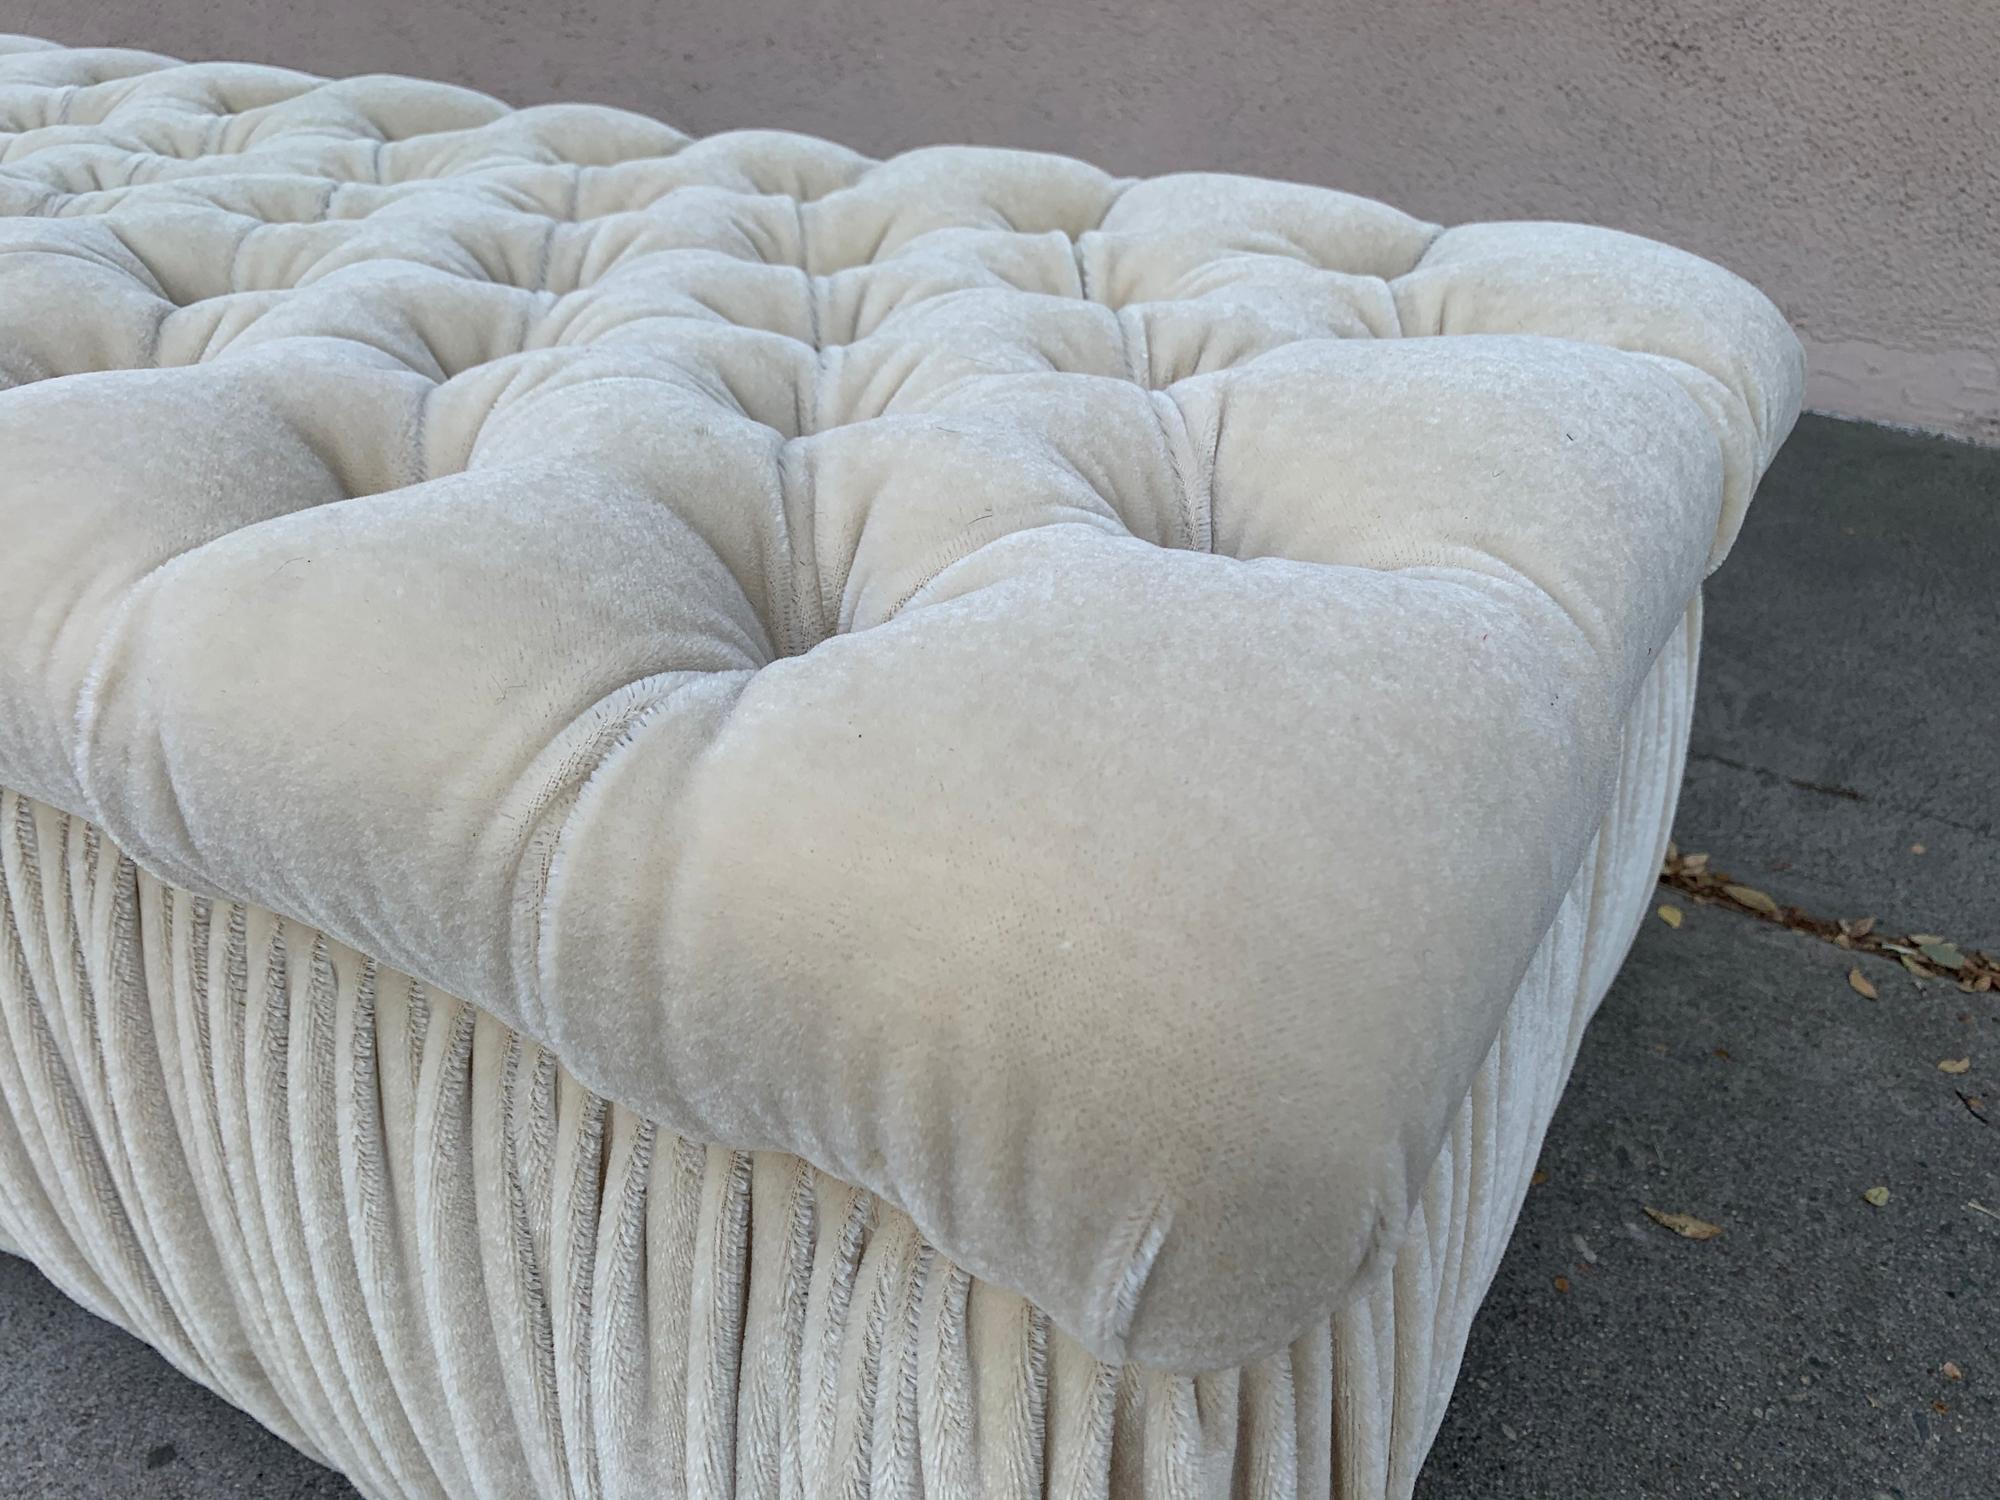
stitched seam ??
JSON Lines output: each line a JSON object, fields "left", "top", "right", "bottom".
{"left": 526, "top": 179, "right": 562, "bottom": 295}
{"left": 1113, "top": 310, "right": 1200, "bottom": 548}
{"left": 1201, "top": 386, "right": 1224, "bottom": 554}
{"left": 526, "top": 673, "right": 738, "bottom": 1033}
{"left": 70, "top": 543, "right": 225, "bottom": 826}
{"left": 1091, "top": 1189, "right": 1172, "bottom": 1353}
{"left": 791, "top": 192, "right": 830, "bottom": 638}
{"left": 1153, "top": 390, "right": 1199, "bottom": 553}
{"left": 775, "top": 442, "right": 823, "bottom": 655}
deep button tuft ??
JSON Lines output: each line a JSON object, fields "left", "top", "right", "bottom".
{"left": 0, "top": 38, "right": 1809, "bottom": 1385}
{"left": 0, "top": 49, "right": 1802, "bottom": 650}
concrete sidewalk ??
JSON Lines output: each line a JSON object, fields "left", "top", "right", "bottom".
{"left": 3, "top": 415, "right": 1996, "bottom": 1497}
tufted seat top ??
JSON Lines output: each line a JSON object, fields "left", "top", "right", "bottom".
{"left": 0, "top": 36, "right": 1802, "bottom": 1372}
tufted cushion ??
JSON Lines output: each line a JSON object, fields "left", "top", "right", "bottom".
{"left": 0, "top": 35, "right": 1802, "bottom": 1373}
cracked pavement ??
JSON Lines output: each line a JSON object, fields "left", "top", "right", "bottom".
{"left": 3, "top": 415, "right": 1996, "bottom": 1497}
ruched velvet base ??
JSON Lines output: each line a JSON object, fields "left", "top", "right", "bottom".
{"left": 0, "top": 604, "right": 1699, "bottom": 1500}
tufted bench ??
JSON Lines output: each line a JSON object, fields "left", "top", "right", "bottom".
{"left": 0, "top": 34, "right": 1801, "bottom": 1500}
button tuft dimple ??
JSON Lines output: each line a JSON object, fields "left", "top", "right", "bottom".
{"left": 0, "top": 38, "right": 1807, "bottom": 1394}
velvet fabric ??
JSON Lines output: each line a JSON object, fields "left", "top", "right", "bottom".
{"left": 1, "top": 593, "right": 1691, "bottom": 1495}
{"left": 0, "top": 34, "right": 1800, "bottom": 1486}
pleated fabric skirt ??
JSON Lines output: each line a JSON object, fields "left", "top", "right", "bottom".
{"left": 0, "top": 602, "right": 1701, "bottom": 1500}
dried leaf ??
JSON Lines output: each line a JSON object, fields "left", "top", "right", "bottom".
{"left": 1851, "top": 916, "right": 1878, "bottom": 938}
{"left": 1863, "top": 1185, "right": 1891, "bottom": 1207}
{"left": 1901, "top": 954, "right": 1929, "bottom": 978}
{"left": 1724, "top": 884, "right": 1779, "bottom": 914}
{"left": 1932, "top": 1399, "right": 1951, "bottom": 1415}
{"left": 1683, "top": 852, "right": 1710, "bottom": 873}
{"left": 1552, "top": 1274, "right": 1570, "bottom": 1293}
{"left": 1943, "top": 1361, "right": 1963, "bottom": 1381}
{"left": 1920, "top": 941, "right": 1965, "bottom": 971}
{"left": 1657, "top": 904, "right": 1684, "bottom": 929}
{"left": 1531, "top": 1169, "right": 1549, "bottom": 1187}
{"left": 1939, "top": 1058, "right": 1972, "bottom": 1075}
{"left": 1643, "top": 1207, "right": 1724, "bottom": 1240}
{"left": 1848, "top": 968, "right": 1879, "bottom": 1000}
{"left": 1911, "top": 843, "right": 1928, "bottom": 855}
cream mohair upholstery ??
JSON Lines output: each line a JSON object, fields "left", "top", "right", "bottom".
{"left": 0, "top": 34, "right": 1801, "bottom": 1497}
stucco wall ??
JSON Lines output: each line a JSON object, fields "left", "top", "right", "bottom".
{"left": 12, "top": 0, "right": 1997, "bottom": 442}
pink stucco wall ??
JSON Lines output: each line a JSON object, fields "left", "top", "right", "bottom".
{"left": 13, "top": 0, "right": 1997, "bottom": 442}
